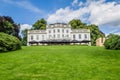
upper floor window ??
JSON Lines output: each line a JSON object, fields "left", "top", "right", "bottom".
{"left": 79, "top": 34, "right": 81, "bottom": 39}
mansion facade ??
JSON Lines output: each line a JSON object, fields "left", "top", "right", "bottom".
{"left": 27, "top": 23, "right": 91, "bottom": 46}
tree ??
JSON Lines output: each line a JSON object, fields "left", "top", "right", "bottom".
{"left": 21, "top": 29, "right": 28, "bottom": 46}
{"left": 104, "top": 34, "right": 120, "bottom": 50}
{"left": 69, "top": 19, "right": 105, "bottom": 46}
{"left": 32, "top": 18, "right": 47, "bottom": 30}
{"left": 88, "top": 24, "right": 105, "bottom": 46}
{"left": 0, "top": 16, "right": 21, "bottom": 40}
{"left": 69, "top": 19, "right": 87, "bottom": 29}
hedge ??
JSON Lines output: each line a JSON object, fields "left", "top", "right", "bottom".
{"left": 0, "top": 32, "right": 21, "bottom": 52}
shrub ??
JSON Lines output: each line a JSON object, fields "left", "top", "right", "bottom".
{"left": 0, "top": 32, "right": 21, "bottom": 52}
{"left": 104, "top": 34, "right": 120, "bottom": 50}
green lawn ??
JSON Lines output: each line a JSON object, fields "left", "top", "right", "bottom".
{"left": 0, "top": 46, "right": 120, "bottom": 80}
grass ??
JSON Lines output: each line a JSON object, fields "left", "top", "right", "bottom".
{"left": 0, "top": 45, "right": 120, "bottom": 80}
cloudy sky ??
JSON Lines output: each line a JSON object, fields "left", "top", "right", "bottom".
{"left": 0, "top": 0, "right": 120, "bottom": 35}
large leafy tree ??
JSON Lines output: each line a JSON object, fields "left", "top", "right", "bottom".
{"left": 0, "top": 16, "right": 21, "bottom": 40}
{"left": 32, "top": 18, "right": 47, "bottom": 30}
{"left": 88, "top": 24, "right": 105, "bottom": 45}
{"left": 69, "top": 19, "right": 105, "bottom": 46}
{"left": 104, "top": 34, "right": 120, "bottom": 50}
{"left": 69, "top": 19, "right": 87, "bottom": 29}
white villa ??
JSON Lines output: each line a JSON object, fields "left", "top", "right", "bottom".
{"left": 27, "top": 23, "right": 91, "bottom": 46}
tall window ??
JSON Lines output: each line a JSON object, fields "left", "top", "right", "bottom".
{"left": 42, "top": 35, "right": 44, "bottom": 40}
{"left": 57, "top": 34, "right": 60, "bottom": 38}
{"left": 49, "top": 30, "right": 51, "bottom": 33}
{"left": 49, "top": 35, "right": 51, "bottom": 39}
{"left": 79, "top": 34, "right": 81, "bottom": 39}
{"left": 85, "top": 34, "right": 87, "bottom": 39}
{"left": 62, "top": 34, "right": 64, "bottom": 38}
{"left": 54, "top": 35, "right": 55, "bottom": 38}
{"left": 58, "top": 29, "right": 60, "bottom": 33}
{"left": 66, "top": 30, "right": 69, "bottom": 33}
{"left": 53, "top": 30, "right": 55, "bottom": 33}
{"left": 66, "top": 35, "right": 69, "bottom": 38}
{"left": 73, "top": 35, "right": 75, "bottom": 39}
{"left": 36, "top": 35, "right": 39, "bottom": 40}
{"left": 62, "top": 29, "right": 64, "bottom": 33}
{"left": 31, "top": 35, "right": 33, "bottom": 40}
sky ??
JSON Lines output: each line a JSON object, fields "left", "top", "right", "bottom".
{"left": 0, "top": 0, "right": 120, "bottom": 35}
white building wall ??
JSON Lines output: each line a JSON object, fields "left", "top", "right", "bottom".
{"left": 27, "top": 23, "right": 91, "bottom": 46}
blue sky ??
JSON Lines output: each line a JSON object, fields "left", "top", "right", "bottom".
{"left": 0, "top": 0, "right": 120, "bottom": 35}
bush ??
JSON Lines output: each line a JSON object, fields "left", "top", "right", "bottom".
{"left": 104, "top": 34, "right": 120, "bottom": 50}
{"left": 0, "top": 32, "right": 21, "bottom": 52}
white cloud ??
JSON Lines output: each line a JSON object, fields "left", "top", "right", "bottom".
{"left": 72, "top": 0, "right": 78, "bottom": 6}
{"left": 47, "top": 6, "right": 89, "bottom": 23}
{"left": 2, "top": 0, "right": 42, "bottom": 13}
{"left": 20, "top": 24, "right": 32, "bottom": 31}
{"left": 47, "top": 0, "right": 120, "bottom": 28}
{"left": 79, "top": 1, "right": 84, "bottom": 7}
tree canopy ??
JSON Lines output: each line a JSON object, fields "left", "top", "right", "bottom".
{"left": 69, "top": 19, "right": 105, "bottom": 46}
{"left": 69, "top": 19, "right": 87, "bottom": 29}
{"left": 0, "top": 16, "right": 21, "bottom": 40}
{"left": 104, "top": 34, "right": 120, "bottom": 50}
{"left": 32, "top": 18, "right": 47, "bottom": 30}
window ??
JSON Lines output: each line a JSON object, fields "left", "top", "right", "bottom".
{"left": 54, "top": 35, "right": 55, "bottom": 38}
{"left": 58, "top": 29, "right": 60, "bottom": 33}
{"left": 31, "top": 35, "right": 33, "bottom": 40}
{"left": 79, "top": 34, "right": 81, "bottom": 39}
{"left": 49, "top": 35, "right": 51, "bottom": 39}
{"left": 57, "top": 34, "right": 60, "bottom": 38}
{"left": 62, "top": 34, "right": 64, "bottom": 38}
{"left": 66, "top": 30, "right": 69, "bottom": 33}
{"left": 62, "top": 29, "right": 64, "bottom": 33}
{"left": 42, "top": 35, "right": 44, "bottom": 40}
{"left": 85, "top": 34, "right": 87, "bottom": 39}
{"left": 66, "top": 35, "right": 69, "bottom": 38}
{"left": 49, "top": 30, "right": 51, "bottom": 33}
{"left": 36, "top": 35, "right": 39, "bottom": 40}
{"left": 73, "top": 35, "right": 75, "bottom": 39}
{"left": 53, "top": 30, "right": 55, "bottom": 33}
